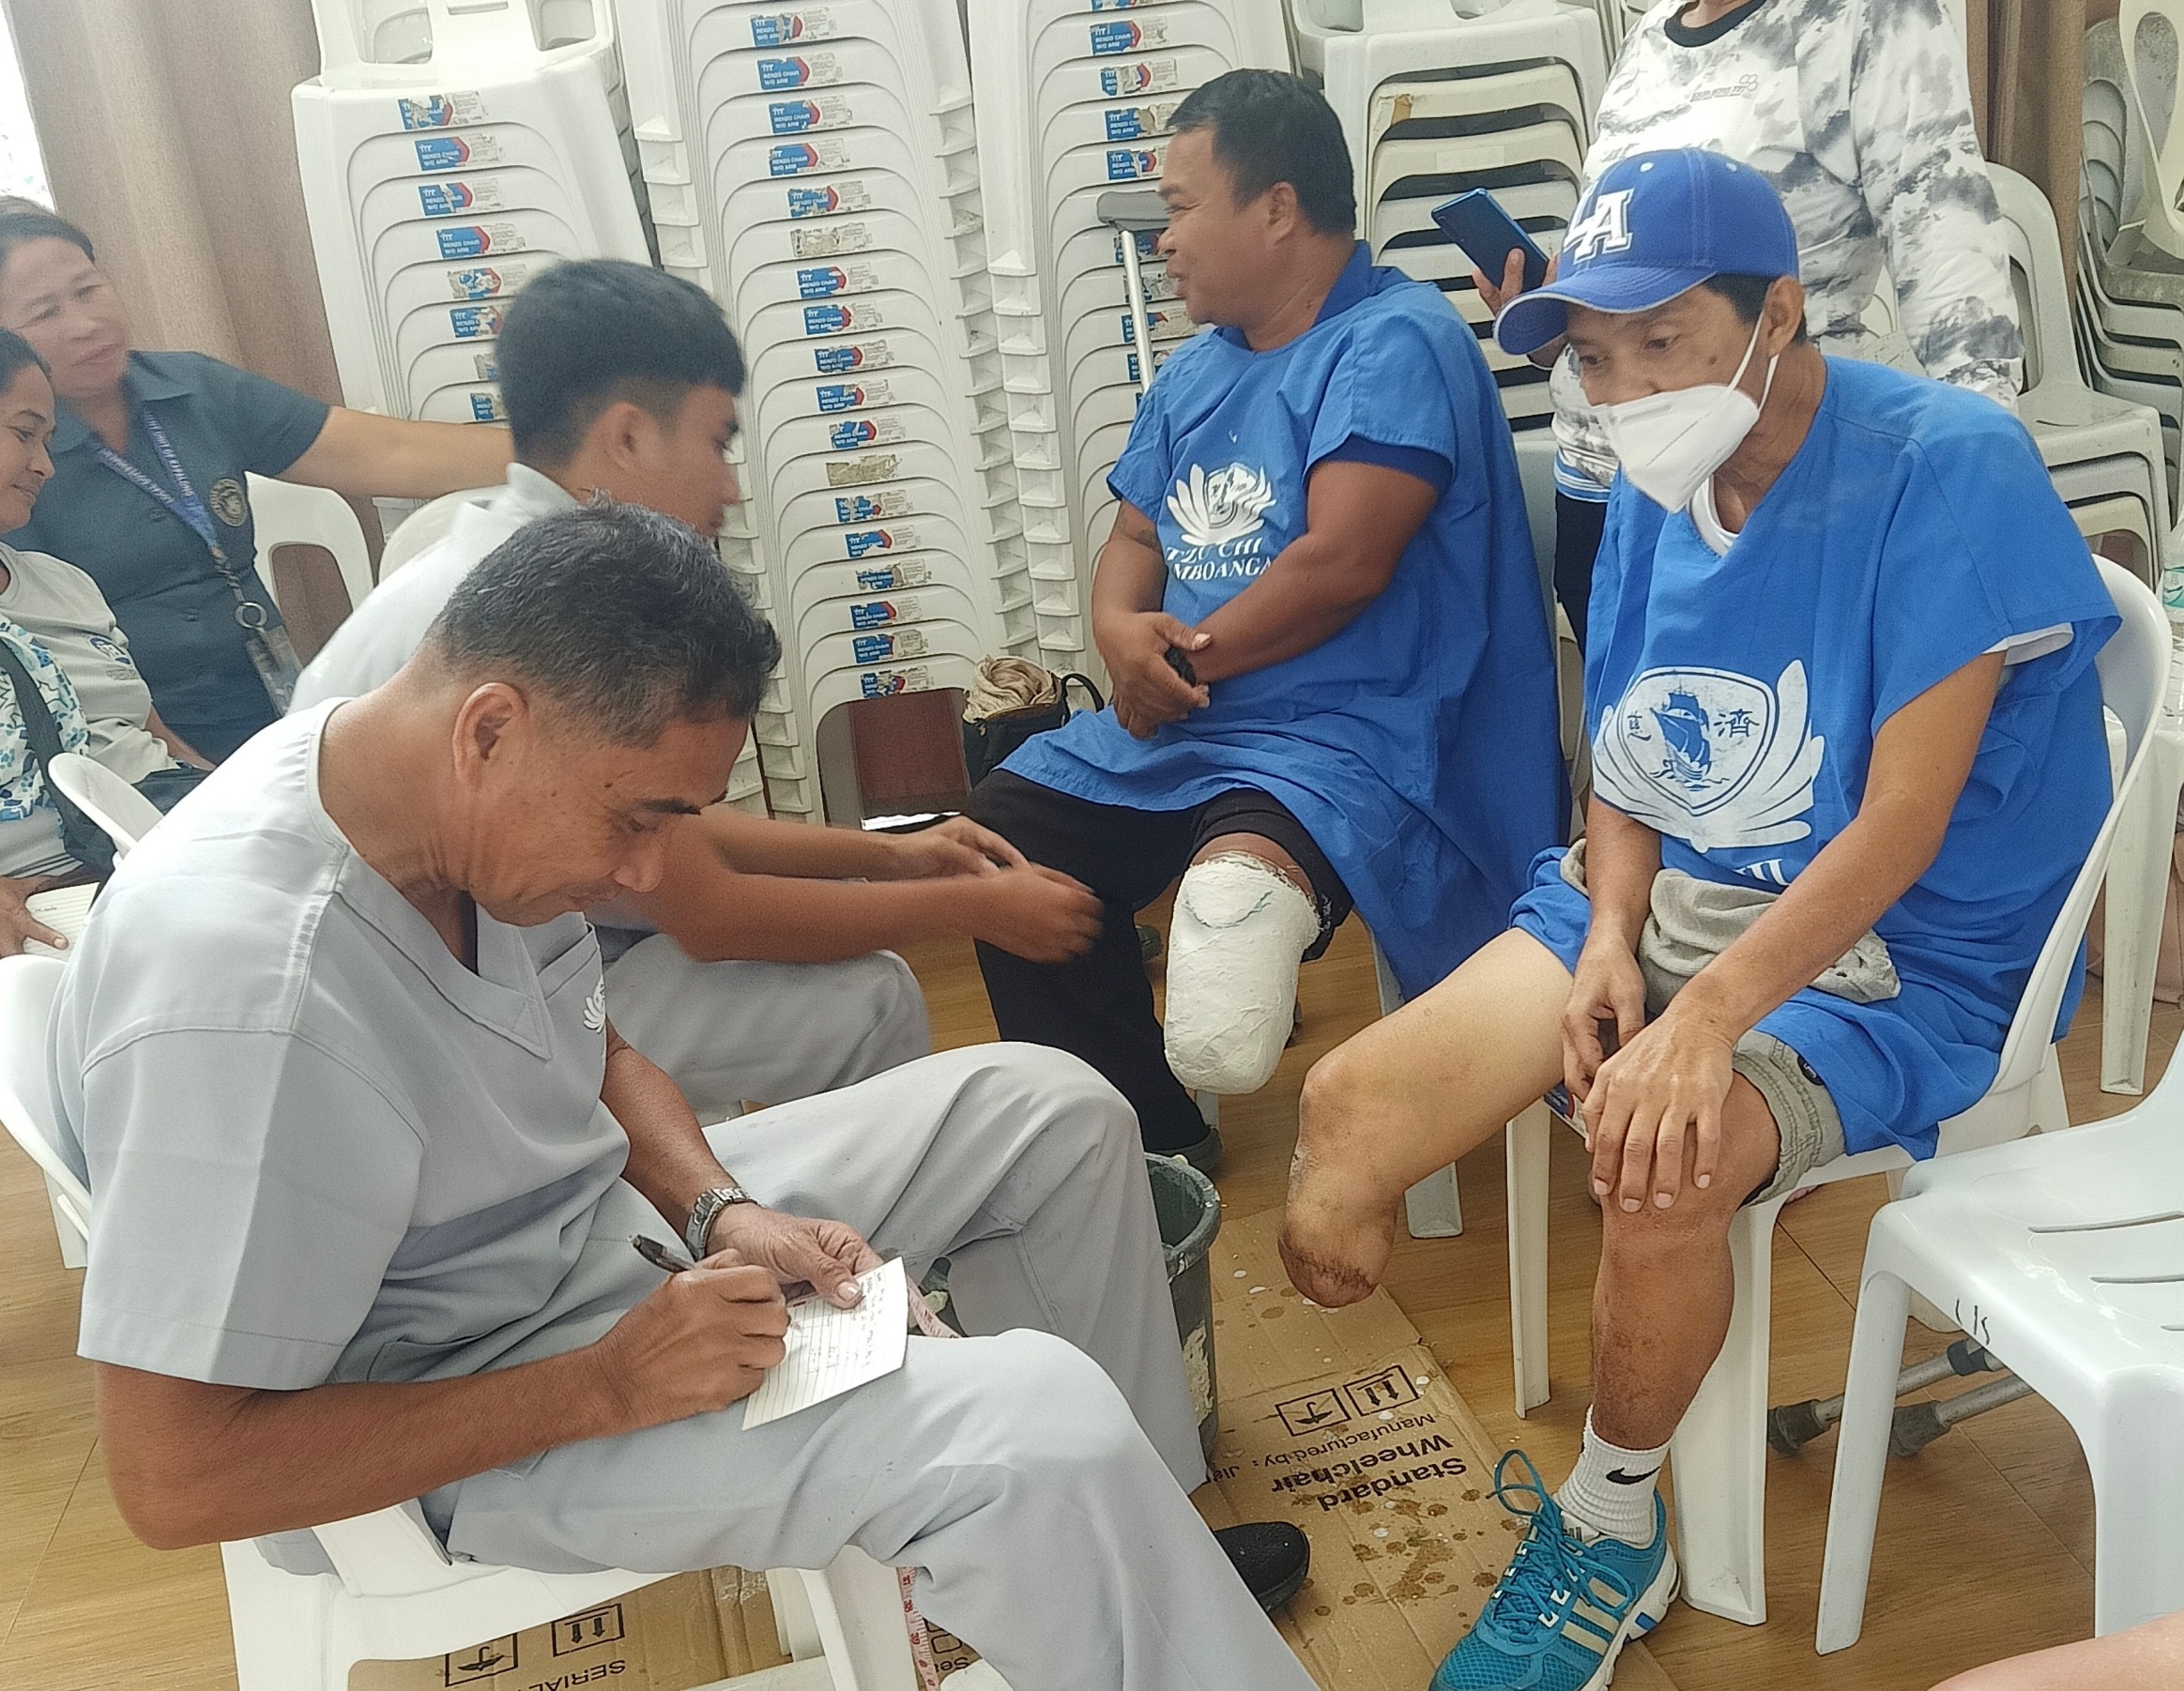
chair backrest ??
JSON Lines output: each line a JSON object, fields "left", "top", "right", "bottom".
{"left": 2118, "top": 0, "right": 2184, "bottom": 259}
{"left": 1987, "top": 163, "right": 2077, "bottom": 398}
{"left": 48, "top": 753, "right": 164, "bottom": 859}
{"left": 1989, "top": 560, "right": 2172, "bottom": 1097}
{"left": 0, "top": 953, "right": 85, "bottom": 1236}
{"left": 246, "top": 475, "right": 374, "bottom": 617}
{"left": 377, "top": 487, "right": 498, "bottom": 580}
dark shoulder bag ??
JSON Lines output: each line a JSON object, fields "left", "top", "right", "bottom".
{"left": 0, "top": 637, "right": 205, "bottom": 879}
{"left": 962, "top": 671, "right": 1106, "bottom": 785}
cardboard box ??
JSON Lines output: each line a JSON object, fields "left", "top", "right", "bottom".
{"left": 350, "top": 1568, "right": 793, "bottom": 1691}
{"left": 1194, "top": 1211, "right": 1672, "bottom": 1691}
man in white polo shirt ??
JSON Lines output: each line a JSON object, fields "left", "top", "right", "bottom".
{"left": 58, "top": 503, "right": 1313, "bottom": 1689}
{"left": 296, "top": 260, "right": 1099, "bottom": 1120}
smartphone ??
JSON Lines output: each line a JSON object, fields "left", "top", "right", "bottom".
{"left": 1431, "top": 189, "right": 1550, "bottom": 292}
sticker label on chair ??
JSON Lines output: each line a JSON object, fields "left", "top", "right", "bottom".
{"left": 846, "top": 526, "right": 922, "bottom": 558}
{"left": 1091, "top": 19, "right": 1171, "bottom": 53}
{"left": 836, "top": 488, "right": 915, "bottom": 523}
{"left": 814, "top": 336, "right": 893, "bottom": 373}
{"left": 413, "top": 133, "right": 504, "bottom": 172}
{"left": 1105, "top": 146, "right": 1166, "bottom": 181}
{"left": 854, "top": 629, "right": 928, "bottom": 663}
{"left": 850, "top": 596, "right": 922, "bottom": 628}
{"left": 467, "top": 389, "right": 508, "bottom": 421}
{"left": 771, "top": 139, "right": 852, "bottom": 176}
{"left": 856, "top": 559, "right": 930, "bottom": 588}
{"left": 826, "top": 452, "right": 901, "bottom": 488}
{"left": 441, "top": 261, "right": 542, "bottom": 299}
{"left": 798, "top": 262, "right": 880, "bottom": 298}
{"left": 397, "top": 91, "right": 486, "bottom": 129}
{"left": 417, "top": 178, "right": 511, "bottom": 217}
{"left": 815, "top": 377, "right": 892, "bottom": 411}
{"left": 447, "top": 304, "right": 503, "bottom": 339}
{"left": 1102, "top": 58, "right": 1181, "bottom": 97}
{"left": 768, "top": 95, "right": 856, "bottom": 134}
{"left": 435, "top": 223, "right": 529, "bottom": 259}
{"left": 787, "top": 181, "right": 873, "bottom": 218}
{"left": 829, "top": 416, "right": 908, "bottom": 449}
{"left": 749, "top": 8, "right": 838, "bottom": 44}
{"left": 1105, "top": 100, "right": 1182, "bottom": 141}
{"left": 803, "top": 301, "right": 883, "bottom": 337}
{"left": 861, "top": 665, "right": 933, "bottom": 696}
{"left": 791, "top": 221, "right": 875, "bottom": 258}
{"left": 758, "top": 53, "right": 844, "bottom": 90}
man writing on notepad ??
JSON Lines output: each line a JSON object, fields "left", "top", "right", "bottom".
{"left": 53, "top": 504, "right": 1314, "bottom": 1691}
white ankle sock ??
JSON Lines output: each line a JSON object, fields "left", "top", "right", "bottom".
{"left": 1553, "top": 1412, "right": 1668, "bottom": 1547}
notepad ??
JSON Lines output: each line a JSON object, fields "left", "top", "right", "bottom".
{"left": 742, "top": 1257, "right": 909, "bottom": 1429}
{"left": 23, "top": 883, "right": 97, "bottom": 955}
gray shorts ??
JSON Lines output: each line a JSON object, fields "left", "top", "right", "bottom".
{"left": 1732, "top": 1029, "right": 1846, "bottom": 1206}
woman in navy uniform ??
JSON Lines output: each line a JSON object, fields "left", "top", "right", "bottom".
{"left": 0, "top": 205, "right": 512, "bottom": 759}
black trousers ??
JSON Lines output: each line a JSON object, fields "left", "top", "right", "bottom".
{"left": 962, "top": 770, "right": 1352, "bottom": 1152}
{"left": 1554, "top": 489, "right": 1610, "bottom": 651}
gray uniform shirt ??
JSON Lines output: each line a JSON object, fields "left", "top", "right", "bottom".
{"left": 292, "top": 466, "right": 575, "bottom": 710}
{"left": 53, "top": 705, "right": 665, "bottom": 1401}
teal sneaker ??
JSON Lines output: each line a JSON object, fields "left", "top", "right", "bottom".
{"left": 1429, "top": 1451, "right": 1677, "bottom": 1691}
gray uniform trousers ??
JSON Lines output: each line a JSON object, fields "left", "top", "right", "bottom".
{"left": 603, "top": 938, "right": 930, "bottom": 1121}
{"left": 430, "top": 1044, "right": 1316, "bottom": 1691}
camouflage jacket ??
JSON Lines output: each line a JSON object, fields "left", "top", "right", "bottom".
{"left": 1552, "top": 0, "right": 2024, "bottom": 498}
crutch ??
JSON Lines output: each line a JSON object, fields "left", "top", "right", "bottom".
{"left": 1097, "top": 189, "right": 1169, "bottom": 396}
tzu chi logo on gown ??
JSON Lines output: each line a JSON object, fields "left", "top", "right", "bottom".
{"left": 1593, "top": 661, "right": 1825, "bottom": 852}
{"left": 1166, "top": 462, "right": 1277, "bottom": 579}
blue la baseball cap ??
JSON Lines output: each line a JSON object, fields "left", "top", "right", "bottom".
{"left": 1496, "top": 148, "right": 1798, "bottom": 357}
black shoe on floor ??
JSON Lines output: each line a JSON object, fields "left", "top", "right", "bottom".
{"left": 1161, "top": 1128, "right": 1223, "bottom": 1177}
{"left": 1216, "top": 1522, "right": 1310, "bottom": 1612}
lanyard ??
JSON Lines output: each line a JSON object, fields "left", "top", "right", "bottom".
{"left": 91, "top": 406, "right": 273, "bottom": 632}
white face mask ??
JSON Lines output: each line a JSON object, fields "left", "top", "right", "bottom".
{"left": 1597, "top": 316, "right": 1778, "bottom": 513}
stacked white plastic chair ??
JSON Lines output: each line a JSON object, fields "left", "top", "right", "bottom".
{"left": 1306, "top": 0, "right": 1609, "bottom": 448}
{"left": 620, "top": 0, "right": 1037, "bottom": 818}
{"left": 1501, "top": 561, "right": 2171, "bottom": 1627}
{"left": 292, "top": 0, "right": 651, "bottom": 427}
{"left": 965, "top": 0, "right": 1293, "bottom": 678}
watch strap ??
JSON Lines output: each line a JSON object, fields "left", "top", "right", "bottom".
{"left": 685, "top": 1182, "right": 753, "bottom": 1259}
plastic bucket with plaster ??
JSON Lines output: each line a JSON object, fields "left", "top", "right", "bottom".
{"left": 1147, "top": 1153, "right": 1222, "bottom": 1460}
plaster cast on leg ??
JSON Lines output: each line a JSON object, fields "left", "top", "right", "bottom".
{"left": 1163, "top": 854, "right": 1319, "bottom": 1094}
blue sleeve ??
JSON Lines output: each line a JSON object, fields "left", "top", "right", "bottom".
{"left": 1106, "top": 376, "right": 1172, "bottom": 520}
{"left": 1872, "top": 428, "right": 2119, "bottom": 729}
{"left": 1321, "top": 435, "right": 1452, "bottom": 498}
{"left": 187, "top": 354, "right": 332, "bottom": 479}
{"left": 1305, "top": 310, "right": 1465, "bottom": 481}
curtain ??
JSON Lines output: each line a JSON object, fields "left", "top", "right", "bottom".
{"left": 1968, "top": 0, "right": 2098, "bottom": 293}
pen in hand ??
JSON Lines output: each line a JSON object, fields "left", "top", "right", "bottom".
{"left": 631, "top": 1234, "right": 695, "bottom": 1275}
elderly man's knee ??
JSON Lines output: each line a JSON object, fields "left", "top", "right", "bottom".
{"left": 968, "top": 1330, "right": 1148, "bottom": 1476}
{"left": 981, "top": 1042, "right": 1138, "bottom": 1144}
{"left": 850, "top": 949, "right": 930, "bottom": 1053}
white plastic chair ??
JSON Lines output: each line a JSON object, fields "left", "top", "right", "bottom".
{"left": 1502, "top": 560, "right": 2172, "bottom": 1624}
{"left": 1816, "top": 1070, "right": 2184, "bottom": 1650}
{"left": 247, "top": 474, "right": 374, "bottom": 618}
{"left": 47, "top": 752, "right": 164, "bottom": 860}
{"left": 0, "top": 943, "right": 929, "bottom": 1690}
{"left": 0, "top": 954, "right": 88, "bottom": 1268}
{"left": 379, "top": 485, "right": 500, "bottom": 579}
{"left": 2119, "top": 0, "right": 2184, "bottom": 262}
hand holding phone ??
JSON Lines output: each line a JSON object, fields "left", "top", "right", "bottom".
{"left": 1431, "top": 190, "right": 1551, "bottom": 303}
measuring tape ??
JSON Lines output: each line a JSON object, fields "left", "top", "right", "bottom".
{"left": 893, "top": 1280, "right": 960, "bottom": 1691}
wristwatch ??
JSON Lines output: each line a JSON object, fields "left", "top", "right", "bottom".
{"left": 685, "top": 1181, "right": 756, "bottom": 1260}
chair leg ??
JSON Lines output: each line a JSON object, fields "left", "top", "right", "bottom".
{"left": 1816, "top": 1268, "right": 1914, "bottom": 1653}
{"left": 1404, "top": 1166, "right": 1464, "bottom": 1239}
{"left": 220, "top": 1541, "right": 351, "bottom": 1691}
{"left": 2091, "top": 1371, "right": 2184, "bottom": 1637}
{"left": 1505, "top": 1104, "right": 1552, "bottom": 1416}
{"left": 44, "top": 1175, "right": 84, "bottom": 1269}
{"left": 1667, "top": 1201, "right": 1781, "bottom": 1626}
{"left": 2100, "top": 720, "right": 2184, "bottom": 1093}
{"left": 799, "top": 1546, "right": 923, "bottom": 1691}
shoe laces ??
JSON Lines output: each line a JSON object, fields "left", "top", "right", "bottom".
{"left": 1472, "top": 1451, "right": 1640, "bottom": 1653}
